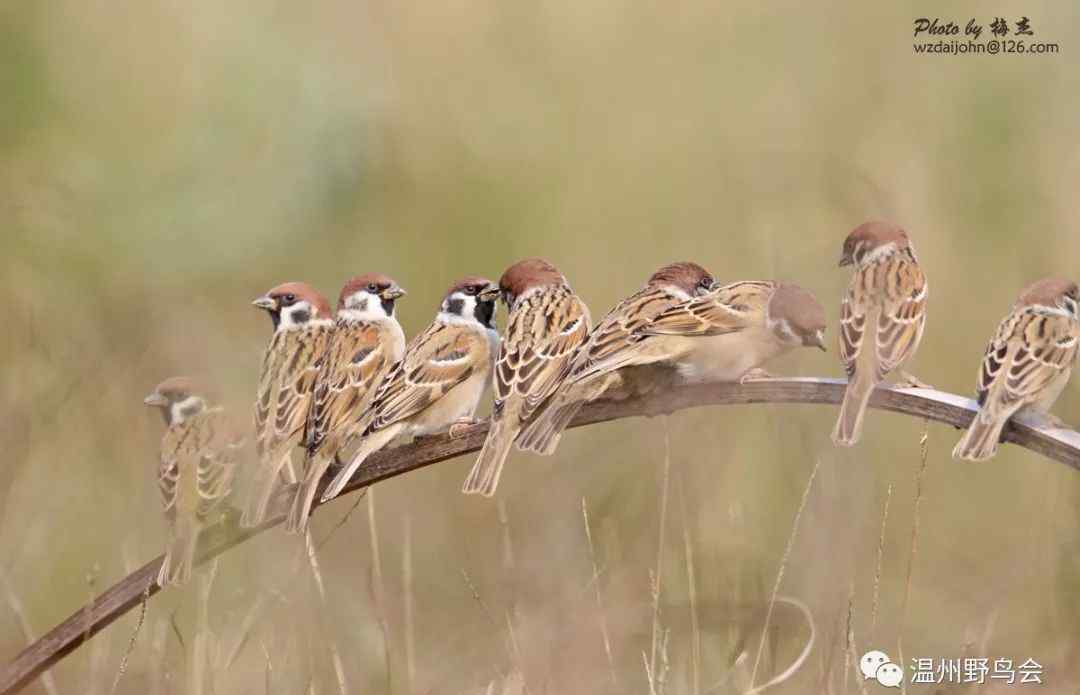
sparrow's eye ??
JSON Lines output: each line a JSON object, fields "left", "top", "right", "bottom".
{"left": 282, "top": 293, "right": 296, "bottom": 304}
{"left": 368, "top": 283, "right": 378, "bottom": 292}
{"left": 699, "top": 277, "right": 712, "bottom": 288}
{"left": 465, "top": 285, "right": 479, "bottom": 296}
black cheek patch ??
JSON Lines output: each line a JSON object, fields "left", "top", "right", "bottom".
{"left": 180, "top": 403, "right": 201, "bottom": 420}
{"left": 475, "top": 300, "right": 495, "bottom": 328}
{"left": 446, "top": 298, "right": 465, "bottom": 316}
{"left": 291, "top": 309, "right": 311, "bottom": 325}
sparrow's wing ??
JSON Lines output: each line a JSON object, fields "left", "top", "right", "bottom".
{"left": 874, "top": 259, "right": 928, "bottom": 380}
{"left": 494, "top": 287, "right": 591, "bottom": 424}
{"left": 307, "top": 322, "right": 396, "bottom": 453}
{"left": 979, "top": 310, "right": 1078, "bottom": 416}
{"left": 157, "top": 427, "right": 184, "bottom": 518}
{"left": 638, "top": 281, "right": 773, "bottom": 338}
{"left": 838, "top": 277, "right": 870, "bottom": 379}
{"left": 567, "top": 285, "right": 682, "bottom": 384}
{"left": 253, "top": 330, "right": 286, "bottom": 459}
{"left": 364, "top": 323, "right": 487, "bottom": 432}
{"left": 266, "top": 326, "right": 332, "bottom": 458}
{"left": 194, "top": 409, "right": 241, "bottom": 519}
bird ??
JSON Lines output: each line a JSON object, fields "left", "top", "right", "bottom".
{"left": 320, "top": 277, "right": 501, "bottom": 503}
{"left": 953, "top": 278, "right": 1080, "bottom": 461}
{"left": 242, "top": 282, "right": 334, "bottom": 528}
{"left": 462, "top": 259, "right": 591, "bottom": 497}
{"left": 832, "top": 221, "right": 928, "bottom": 446}
{"left": 285, "top": 274, "right": 407, "bottom": 533}
{"left": 144, "top": 377, "right": 241, "bottom": 587}
{"left": 517, "top": 264, "right": 827, "bottom": 455}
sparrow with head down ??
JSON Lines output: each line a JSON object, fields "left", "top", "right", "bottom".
{"left": 462, "top": 259, "right": 591, "bottom": 497}
{"left": 833, "top": 221, "right": 929, "bottom": 447}
{"left": 144, "top": 377, "right": 242, "bottom": 587}
{"left": 517, "top": 264, "right": 827, "bottom": 455}
{"left": 953, "top": 278, "right": 1080, "bottom": 461}
{"left": 320, "top": 277, "right": 501, "bottom": 503}
{"left": 285, "top": 274, "right": 407, "bottom": 533}
{"left": 242, "top": 282, "right": 334, "bottom": 527}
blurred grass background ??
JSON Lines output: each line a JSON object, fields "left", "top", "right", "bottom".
{"left": 3, "top": 0, "right": 1080, "bottom": 692}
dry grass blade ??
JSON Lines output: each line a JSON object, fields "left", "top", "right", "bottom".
{"left": 648, "top": 419, "right": 672, "bottom": 694}
{"left": 582, "top": 498, "right": 618, "bottom": 689}
{"left": 897, "top": 422, "right": 930, "bottom": 695}
{"left": 0, "top": 567, "right": 60, "bottom": 695}
{"left": 743, "top": 596, "right": 816, "bottom": 695}
{"left": 870, "top": 483, "right": 892, "bottom": 640}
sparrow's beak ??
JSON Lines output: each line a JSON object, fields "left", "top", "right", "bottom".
{"left": 252, "top": 295, "right": 276, "bottom": 311}
{"left": 143, "top": 392, "right": 168, "bottom": 408}
{"left": 479, "top": 284, "right": 500, "bottom": 301}
{"left": 709, "top": 279, "right": 724, "bottom": 291}
{"left": 838, "top": 254, "right": 853, "bottom": 268}
{"left": 381, "top": 285, "right": 407, "bottom": 300}
{"left": 810, "top": 329, "right": 828, "bottom": 352}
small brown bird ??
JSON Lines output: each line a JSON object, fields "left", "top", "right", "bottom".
{"left": 285, "top": 274, "right": 407, "bottom": 533}
{"left": 954, "top": 278, "right": 1080, "bottom": 461}
{"left": 144, "top": 377, "right": 240, "bottom": 587}
{"left": 833, "top": 222, "right": 928, "bottom": 446}
{"left": 518, "top": 266, "right": 827, "bottom": 455}
{"left": 242, "top": 282, "right": 334, "bottom": 528}
{"left": 320, "top": 277, "right": 501, "bottom": 502}
{"left": 462, "top": 259, "right": 591, "bottom": 497}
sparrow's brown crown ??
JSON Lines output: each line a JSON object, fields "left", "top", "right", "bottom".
{"left": 446, "top": 276, "right": 498, "bottom": 300}
{"left": 770, "top": 283, "right": 827, "bottom": 343}
{"left": 150, "top": 376, "right": 203, "bottom": 403}
{"left": 648, "top": 262, "right": 715, "bottom": 296}
{"left": 338, "top": 273, "right": 404, "bottom": 310}
{"left": 499, "top": 258, "right": 566, "bottom": 303}
{"left": 839, "top": 221, "right": 911, "bottom": 267}
{"left": 264, "top": 281, "right": 332, "bottom": 317}
{"left": 1018, "top": 277, "right": 1080, "bottom": 309}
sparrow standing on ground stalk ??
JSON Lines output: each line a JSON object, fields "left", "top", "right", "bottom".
{"left": 320, "top": 277, "right": 501, "bottom": 503}
{"left": 462, "top": 259, "right": 591, "bottom": 497}
{"left": 242, "top": 282, "right": 333, "bottom": 527}
{"left": 518, "top": 267, "right": 827, "bottom": 455}
{"left": 285, "top": 274, "right": 406, "bottom": 533}
{"left": 833, "top": 221, "right": 929, "bottom": 447}
{"left": 953, "top": 278, "right": 1080, "bottom": 461}
{"left": 145, "top": 377, "right": 241, "bottom": 587}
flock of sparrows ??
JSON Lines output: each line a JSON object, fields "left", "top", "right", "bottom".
{"left": 142, "top": 220, "right": 1080, "bottom": 587}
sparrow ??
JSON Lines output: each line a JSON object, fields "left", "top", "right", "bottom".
{"left": 320, "top": 277, "right": 501, "bottom": 502}
{"left": 144, "top": 377, "right": 241, "bottom": 587}
{"left": 462, "top": 259, "right": 591, "bottom": 497}
{"left": 241, "top": 282, "right": 334, "bottom": 528}
{"left": 517, "top": 265, "right": 827, "bottom": 455}
{"left": 285, "top": 274, "right": 407, "bottom": 533}
{"left": 832, "top": 221, "right": 928, "bottom": 447}
{"left": 953, "top": 278, "right": 1080, "bottom": 461}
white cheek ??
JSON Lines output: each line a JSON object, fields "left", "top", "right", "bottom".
{"left": 340, "top": 291, "right": 388, "bottom": 321}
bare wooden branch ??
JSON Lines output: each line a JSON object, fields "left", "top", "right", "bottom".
{"left": 3, "top": 377, "right": 1080, "bottom": 694}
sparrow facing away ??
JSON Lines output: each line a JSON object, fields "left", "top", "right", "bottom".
{"left": 284, "top": 274, "right": 407, "bottom": 533}
{"left": 833, "top": 221, "right": 928, "bottom": 447}
{"left": 953, "top": 278, "right": 1080, "bottom": 461}
{"left": 320, "top": 277, "right": 501, "bottom": 503}
{"left": 241, "top": 282, "right": 334, "bottom": 528}
{"left": 462, "top": 259, "right": 591, "bottom": 497}
{"left": 517, "top": 266, "right": 827, "bottom": 455}
{"left": 145, "top": 377, "right": 241, "bottom": 587}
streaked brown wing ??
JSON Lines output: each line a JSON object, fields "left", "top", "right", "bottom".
{"left": 253, "top": 330, "right": 287, "bottom": 458}
{"left": 193, "top": 409, "right": 240, "bottom": 518}
{"left": 638, "top": 281, "right": 773, "bottom": 338}
{"left": 157, "top": 426, "right": 183, "bottom": 517}
{"left": 494, "top": 287, "right": 590, "bottom": 423}
{"left": 307, "top": 321, "right": 394, "bottom": 452}
{"left": 874, "top": 259, "right": 927, "bottom": 380}
{"left": 990, "top": 311, "right": 1078, "bottom": 411}
{"left": 266, "top": 325, "right": 332, "bottom": 458}
{"left": 365, "top": 323, "right": 486, "bottom": 431}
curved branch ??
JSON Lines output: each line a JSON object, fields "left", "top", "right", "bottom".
{"left": 3, "top": 377, "right": 1079, "bottom": 693}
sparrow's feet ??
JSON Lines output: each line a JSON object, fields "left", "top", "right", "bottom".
{"left": 449, "top": 417, "right": 482, "bottom": 439}
{"left": 739, "top": 368, "right": 776, "bottom": 384}
{"left": 895, "top": 371, "right": 933, "bottom": 390}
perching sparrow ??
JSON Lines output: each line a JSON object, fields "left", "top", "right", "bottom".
{"left": 462, "top": 259, "right": 591, "bottom": 497}
{"left": 242, "top": 282, "right": 334, "bottom": 527}
{"left": 517, "top": 267, "right": 826, "bottom": 455}
{"left": 953, "top": 278, "right": 1080, "bottom": 461}
{"left": 832, "top": 222, "right": 928, "bottom": 446}
{"left": 285, "top": 274, "right": 406, "bottom": 533}
{"left": 144, "top": 377, "right": 241, "bottom": 587}
{"left": 320, "top": 277, "right": 501, "bottom": 502}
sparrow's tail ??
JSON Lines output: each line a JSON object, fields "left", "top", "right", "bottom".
{"left": 240, "top": 450, "right": 290, "bottom": 528}
{"left": 158, "top": 520, "right": 199, "bottom": 588}
{"left": 463, "top": 421, "right": 515, "bottom": 496}
{"left": 831, "top": 374, "right": 876, "bottom": 447}
{"left": 953, "top": 411, "right": 1010, "bottom": 462}
{"left": 285, "top": 453, "right": 333, "bottom": 534}
{"left": 320, "top": 427, "right": 399, "bottom": 504}
{"left": 516, "top": 399, "right": 582, "bottom": 456}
